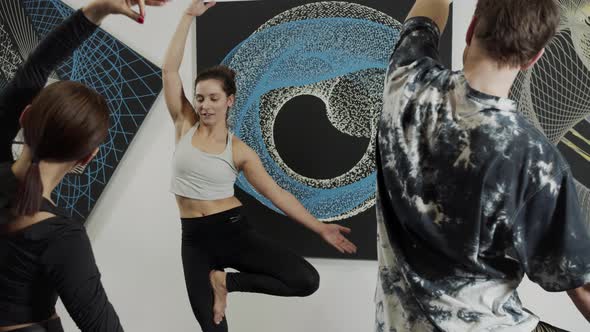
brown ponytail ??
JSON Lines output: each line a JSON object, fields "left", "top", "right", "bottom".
{"left": 12, "top": 81, "right": 109, "bottom": 217}
{"left": 14, "top": 158, "right": 43, "bottom": 216}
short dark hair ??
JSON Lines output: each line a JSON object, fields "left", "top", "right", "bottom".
{"left": 474, "top": 0, "right": 560, "bottom": 67}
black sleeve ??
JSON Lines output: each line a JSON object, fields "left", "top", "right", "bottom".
{"left": 42, "top": 226, "right": 123, "bottom": 331}
{"left": 0, "top": 9, "right": 98, "bottom": 163}
{"left": 513, "top": 169, "right": 590, "bottom": 292}
{"left": 388, "top": 16, "right": 441, "bottom": 74}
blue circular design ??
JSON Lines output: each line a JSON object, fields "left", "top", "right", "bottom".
{"left": 222, "top": 5, "right": 400, "bottom": 221}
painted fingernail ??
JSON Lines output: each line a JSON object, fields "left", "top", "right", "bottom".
{"left": 137, "top": 16, "right": 144, "bottom": 24}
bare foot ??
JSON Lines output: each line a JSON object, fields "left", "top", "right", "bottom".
{"left": 209, "top": 270, "right": 228, "bottom": 325}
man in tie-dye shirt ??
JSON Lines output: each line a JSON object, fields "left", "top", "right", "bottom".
{"left": 375, "top": 0, "right": 590, "bottom": 331}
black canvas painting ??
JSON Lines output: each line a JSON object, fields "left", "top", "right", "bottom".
{"left": 197, "top": 0, "right": 453, "bottom": 260}
{"left": 0, "top": 0, "right": 162, "bottom": 219}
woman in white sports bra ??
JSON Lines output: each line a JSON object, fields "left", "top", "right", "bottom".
{"left": 162, "top": 1, "right": 357, "bottom": 331}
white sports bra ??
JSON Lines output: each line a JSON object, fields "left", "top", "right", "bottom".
{"left": 170, "top": 123, "right": 238, "bottom": 200}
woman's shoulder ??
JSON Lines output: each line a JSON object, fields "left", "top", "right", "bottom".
{"left": 231, "top": 135, "right": 257, "bottom": 156}
{"left": 230, "top": 135, "right": 253, "bottom": 168}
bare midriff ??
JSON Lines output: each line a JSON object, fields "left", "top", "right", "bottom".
{"left": 175, "top": 195, "right": 243, "bottom": 218}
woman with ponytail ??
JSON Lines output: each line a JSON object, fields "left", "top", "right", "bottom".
{"left": 163, "top": 1, "right": 357, "bottom": 331}
{"left": 0, "top": 0, "right": 167, "bottom": 331}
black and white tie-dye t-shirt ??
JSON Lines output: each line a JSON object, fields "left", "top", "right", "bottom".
{"left": 375, "top": 17, "right": 590, "bottom": 332}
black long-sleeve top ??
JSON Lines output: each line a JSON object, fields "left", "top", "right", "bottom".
{"left": 0, "top": 10, "right": 123, "bottom": 331}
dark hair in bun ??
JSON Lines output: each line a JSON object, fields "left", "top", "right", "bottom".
{"left": 195, "top": 65, "right": 237, "bottom": 97}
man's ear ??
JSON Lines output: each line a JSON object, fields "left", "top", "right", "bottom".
{"left": 522, "top": 48, "right": 545, "bottom": 70}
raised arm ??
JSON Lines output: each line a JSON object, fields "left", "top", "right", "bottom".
{"left": 0, "top": 10, "right": 96, "bottom": 163}
{"left": 0, "top": 0, "right": 167, "bottom": 163}
{"left": 235, "top": 140, "right": 357, "bottom": 254}
{"left": 387, "top": 0, "right": 452, "bottom": 72}
{"left": 406, "top": 0, "right": 452, "bottom": 32}
{"left": 163, "top": 0, "right": 215, "bottom": 130}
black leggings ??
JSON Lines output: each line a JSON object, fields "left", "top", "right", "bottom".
{"left": 181, "top": 207, "right": 320, "bottom": 332}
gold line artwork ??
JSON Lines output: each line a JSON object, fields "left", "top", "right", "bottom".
{"left": 511, "top": 0, "right": 590, "bottom": 226}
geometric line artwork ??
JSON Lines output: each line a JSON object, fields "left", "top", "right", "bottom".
{"left": 511, "top": 0, "right": 590, "bottom": 227}
{"left": 0, "top": 0, "right": 162, "bottom": 219}
{"left": 0, "top": 23, "right": 23, "bottom": 90}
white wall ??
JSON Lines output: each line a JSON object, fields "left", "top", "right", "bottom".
{"left": 55, "top": 1, "right": 587, "bottom": 331}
